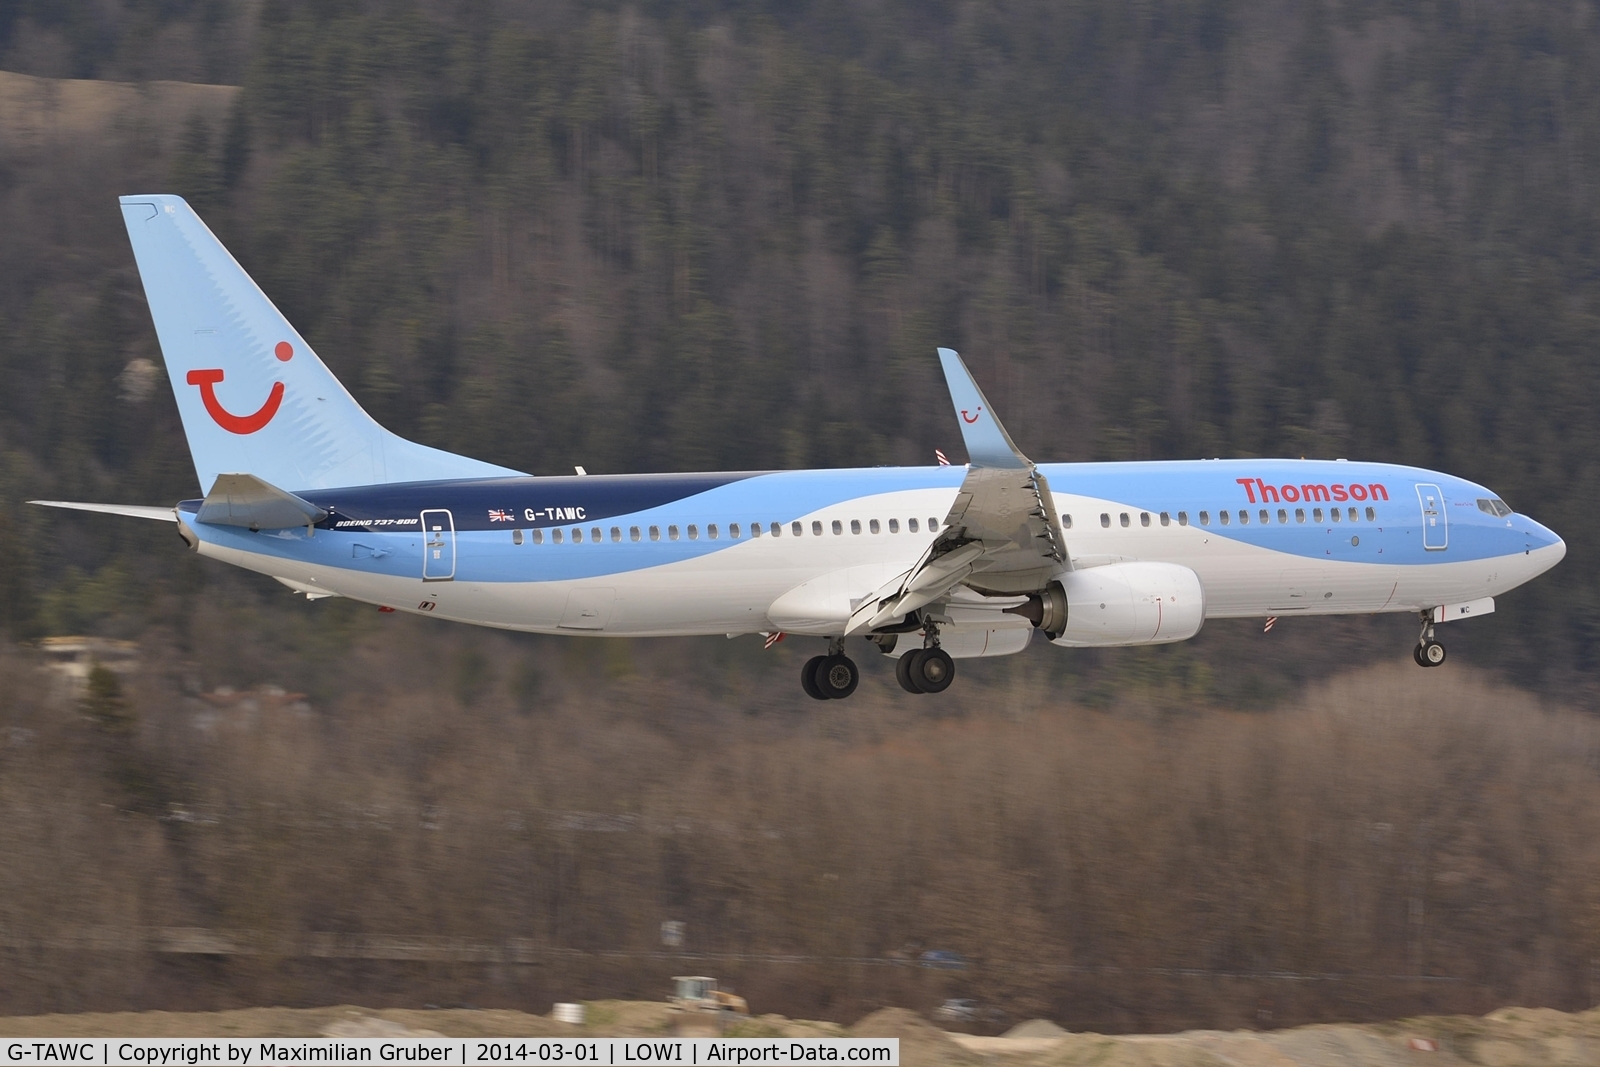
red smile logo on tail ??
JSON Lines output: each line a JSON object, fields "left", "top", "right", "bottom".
{"left": 960, "top": 406, "right": 982, "bottom": 424}
{"left": 187, "top": 341, "right": 293, "bottom": 434}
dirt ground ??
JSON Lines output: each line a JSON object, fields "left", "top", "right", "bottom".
{"left": 1, "top": 1002, "right": 1597, "bottom": 1065}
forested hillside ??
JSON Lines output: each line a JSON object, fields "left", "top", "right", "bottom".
{"left": 2, "top": 0, "right": 1598, "bottom": 689}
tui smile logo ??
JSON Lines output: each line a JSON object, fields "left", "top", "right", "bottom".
{"left": 187, "top": 341, "right": 293, "bottom": 434}
{"left": 960, "top": 406, "right": 982, "bottom": 424}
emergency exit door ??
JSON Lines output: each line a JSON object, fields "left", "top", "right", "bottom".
{"left": 421, "top": 509, "right": 456, "bottom": 580}
{"left": 1415, "top": 484, "right": 1447, "bottom": 551}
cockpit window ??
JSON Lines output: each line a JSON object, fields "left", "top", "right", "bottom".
{"left": 1477, "top": 497, "right": 1513, "bottom": 517}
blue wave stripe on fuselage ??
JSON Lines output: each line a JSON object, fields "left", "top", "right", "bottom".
{"left": 1042, "top": 458, "right": 1549, "bottom": 567}
{"left": 177, "top": 466, "right": 969, "bottom": 582}
{"left": 176, "top": 458, "right": 1553, "bottom": 582}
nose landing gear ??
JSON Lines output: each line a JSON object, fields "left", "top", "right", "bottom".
{"left": 1414, "top": 612, "right": 1447, "bottom": 667}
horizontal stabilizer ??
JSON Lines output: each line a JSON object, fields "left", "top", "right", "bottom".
{"left": 28, "top": 500, "right": 177, "bottom": 522}
{"left": 196, "top": 473, "right": 327, "bottom": 530}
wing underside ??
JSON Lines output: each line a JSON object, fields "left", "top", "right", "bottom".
{"left": 846, "top": 349, "right": 1067, "bottom": 635}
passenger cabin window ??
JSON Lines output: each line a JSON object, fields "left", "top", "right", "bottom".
{"left": 1365, "top": 507, "right": 1376, "bottom": 521}
{"left": 1101, "top": 513, "right": 1111, "bottom": 528}
{"left": 869, "top": 518, "right": 880, "bottom": 534}
{"left": 1062, "top": 514, "right": 1073, "bottom": 529}
{"left": 591, "top": 527, "right": 602, "bottom": 542}
{"left": 1296, "top": 509, "right": 1306, "bottom": 523}
{"left": 1331, "top": 509, "right": 1341, "bottom": 523}
{"left": 1160, "top": 512, "right": 1170, "bottom": 526}
{"left": 831, "top": 520, "right": 842, "bottom": 535}
{"left": 1178, "top": 511, "right": 1189, "bottom": 526}
{"left": 553, "top": 528, "right": 564, "bottom": 543}
{"left": 812, "top": 521, "right": 823, "bottom": 536}
{"left": 1277, "top": 509, "right": 1287, "bottom": 524}
{"left": 790, "top": 521, "right": 800, "bottom": 536}
{"left": 1238, "top": 510, "right": 1248, "bottom": 525}
{"left": 1313, "top": 508, "right": 1324, "bottom": 522}
{"left": 908, "top": 518, "right": 920, "bottom": 533}
{"left": 1259, "top": 509, "right": 1269, "bottom": 524}
{"left": 610, "top": 526, "right": 621, "bottom": 542}
{"left": 708, "top": 524, "right": 719, "bottom": 540}
{"left": 889, "top": 518, "right": 900, "bottom": 533}
{"left": 729, "top": 523, "right": 740, "bottom": 538}
{"left": 850, "top": 519, "right": 861, "bottom": 534}
{"left": 748, "top": 522, "right": 760, "bottom": 537}
{"left": 688, "top": 525, "right": 699, "bottom": 540}
{"left": 1120, "top": 513, "right": 1130, "bottom": 527}
{"left": 512, "top": 529, "right": 524, "bottom": 545}
{"left": 1140, "top": 512, "right": 1150, "bottom": 527}
{"left": 1199, "top": 511, "right": 1210, "bottom": 526}
{"left": 630, "top": 526, "right": 641, "bottom": 541}
{"left": 572, "top": 527, "right": 584, "bottom": 543}
{"left": 1220, "top": 511, "right": 1231, "bottom": 525}
{"left": 928, "top": 517, "right": 939, "bottom": 530}
{"left": 668, "top": 525, "right": 680, "bottom": 540}
{"left": 532, "top": 528, "right": 544, "bottom": 544}
{"left": 649, "top": 525, "right": 661, "bottom": 541}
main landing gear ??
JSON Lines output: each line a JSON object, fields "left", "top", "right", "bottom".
{"left": 799, "top": 626, "right": 959, "bottom": 699}
{"left": 896, "top": 625, "right": 955, "bottom": 695}
{"left": 1414, "top": 612, "right": 1447, "bottom": 668}
{"left": 802, "top": 639, "right": 860, "bottom": 700}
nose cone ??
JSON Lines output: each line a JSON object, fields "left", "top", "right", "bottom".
{"left": 1518, "top": 515, "right": 1566, "bottom": 575}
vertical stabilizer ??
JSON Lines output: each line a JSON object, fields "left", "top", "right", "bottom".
{"left": 119, "top": 195, "right": 524, "bottom": 493}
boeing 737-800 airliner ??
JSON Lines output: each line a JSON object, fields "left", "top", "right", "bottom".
{"left": 31, "top": 196, "right": 1566, "bottom": 698}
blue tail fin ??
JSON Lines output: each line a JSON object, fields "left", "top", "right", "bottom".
{"left": 119, "top": 195, "right": 524, "bottom": 493}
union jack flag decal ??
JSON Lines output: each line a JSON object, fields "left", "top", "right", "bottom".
{"left": 487, "top": 508, "right": 513, "bottom": 522}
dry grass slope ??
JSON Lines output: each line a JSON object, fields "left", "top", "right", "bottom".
{"left": 0, "top": 69, "right": 237, "bottom": 151}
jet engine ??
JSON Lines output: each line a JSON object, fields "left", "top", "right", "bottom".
{"left": 1006, "top": 561, "right": 1206, "bottom": 647}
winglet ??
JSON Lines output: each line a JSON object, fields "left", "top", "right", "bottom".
{"left": 937, "top": 348, "right": 1030, "bottom": 469}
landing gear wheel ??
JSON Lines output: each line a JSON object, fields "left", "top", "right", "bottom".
{"left": 896, "top": 651, "right": 925, "bottom": 694}
{"left": 816, "top": 654, "right": 859, "bottom": 699}
{"left": 910, "top": 647, "right": 955, "bottom": 693}
{"left": 801, "top": 655, "right": 829, "bottom": 700}
{"left": 1417, "top": 640, "right": 1446, "bottom": 667}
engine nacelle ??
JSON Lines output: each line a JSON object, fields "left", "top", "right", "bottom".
{"left": 1009, "top": 561, "right": 1206, "bottom": 647}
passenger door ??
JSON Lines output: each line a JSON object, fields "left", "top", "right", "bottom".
{"left": 421, "top": 509, "right": 456, "bottom": 580}
{"left": 1415, "top": 484, "right": 1447, "bottom": 551}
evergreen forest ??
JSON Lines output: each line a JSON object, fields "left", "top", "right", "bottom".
{"left": 2, "top": 0, "right": 1599, "bottom": 690}
{"left": 6, "top": 0, "right": 1600, "bottom": 1028}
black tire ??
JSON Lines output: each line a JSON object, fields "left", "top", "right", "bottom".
{"left": 817, "top": 654, "right": 860, "bottom": 699}
{"left": 913, "top": 647, "right": 955, "bottom": 693}
{"left": 1420, "top": 640, "right": 1446, "bottom": 667}
{"left": 1413, "top": 644, "right": 1428, "bottom": 667}
{"left": 896, "top": 651, "right": 925, "bottom": 693}
{"left": 801, "top": 655, "right": 829, "bottom": 700}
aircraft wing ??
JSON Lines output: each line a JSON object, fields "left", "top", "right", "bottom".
{"left": 28, "top": 500, "right": 177, "bottom": 521}
{"left": 846, "top": 349, "right": 1066, "bottom": 635}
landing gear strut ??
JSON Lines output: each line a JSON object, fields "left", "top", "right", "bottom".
{"left": 802, "top": 638, "right": 859, "bottom": 700}
{"left": 896, "top": 625, "right": 956, "bottom": 694}
{"left": 1414, "top": 612, "right": 1447, "bottom": 667}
